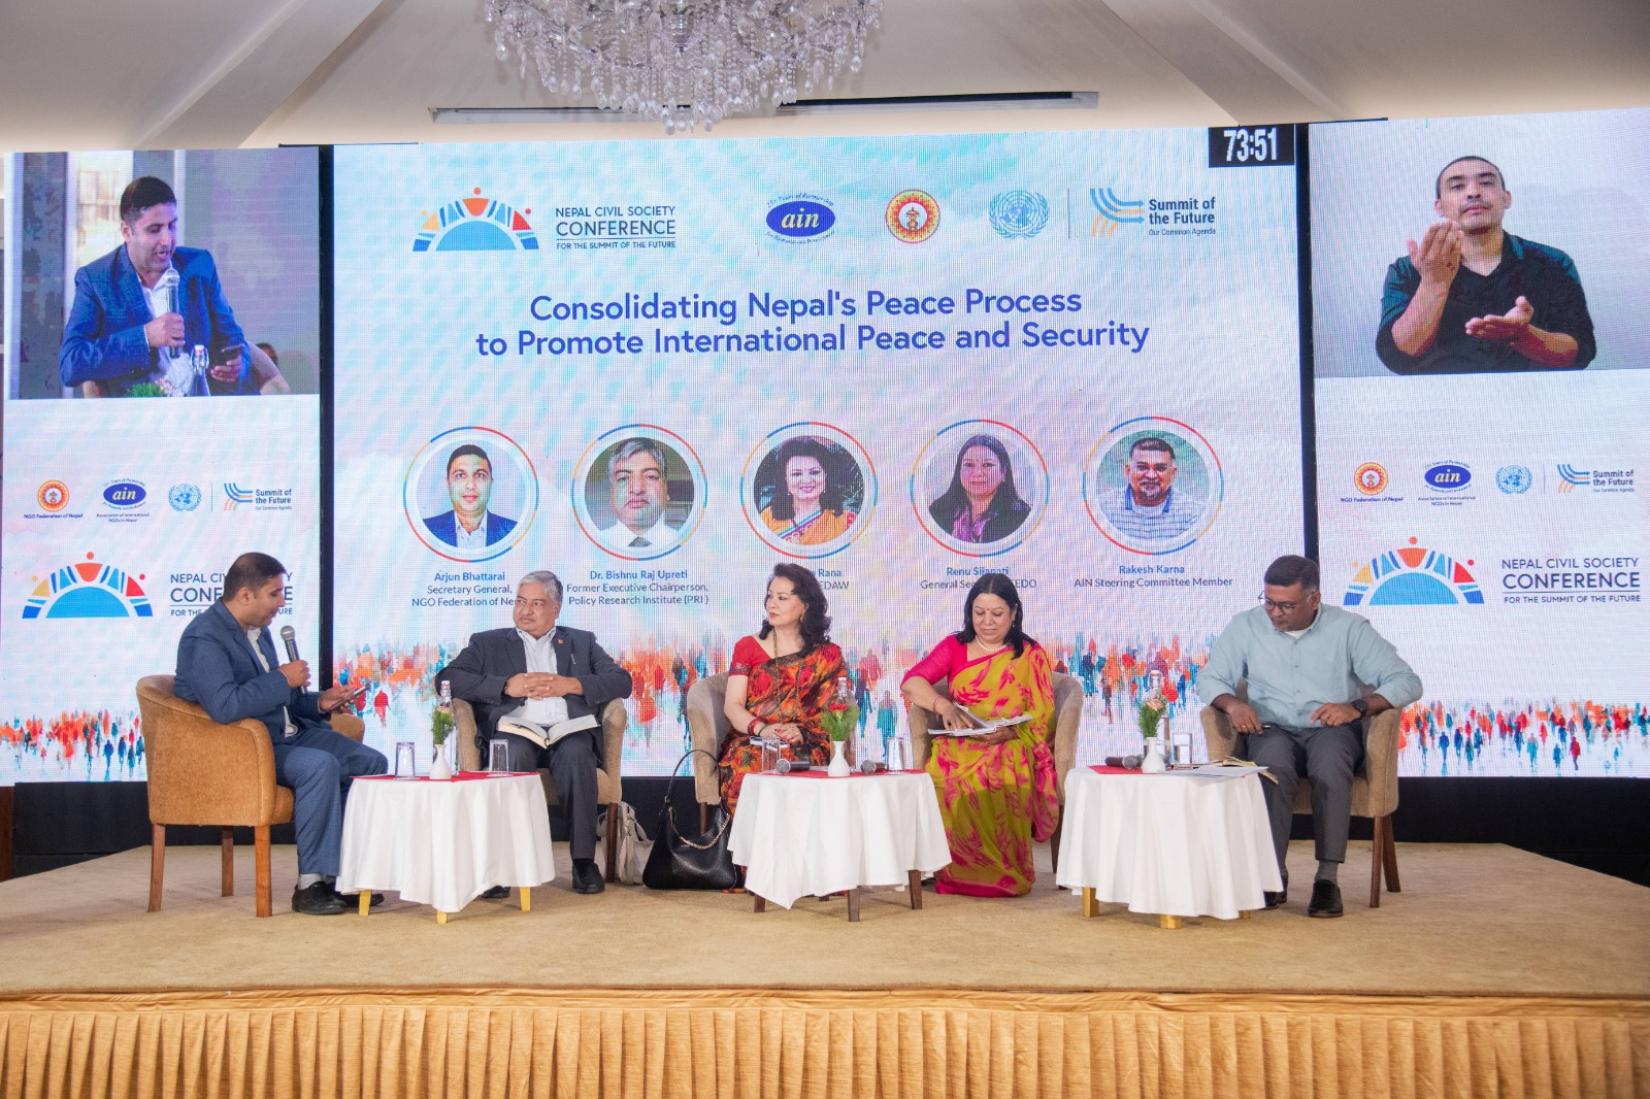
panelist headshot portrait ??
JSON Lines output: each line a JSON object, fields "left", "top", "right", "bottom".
{"left": 755, "top": 436, "right": 862, "bottom": 548}
{"left": 1086, "top": 418, "right": 1221, "bottom": 555}
{"left": 927, "top": 434, "right": 1032, "bottom": 546}
{"left": 1376, "top": 155, "right": 1596, "bottom": 375}
{"left": 577, "top": 435, "right": 699, "bottom": 557}
{"left": 56, "top": 176, "right": 274, "bottom": 398}
{"left": 423, "top": 444, "right": 519, "bottom": 549}
{"left": 406, "top": 426, "right": 536, "bottom": 561}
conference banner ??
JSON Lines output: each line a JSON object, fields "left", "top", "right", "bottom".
{"left": 331, "top": 129, "right": 1304, "bottom": 774}
{"left": 1311, "top": 108, "right": 1650, "bottom": 777}
{"left": 0, "top": 147, "right": 322, "bottom": 782}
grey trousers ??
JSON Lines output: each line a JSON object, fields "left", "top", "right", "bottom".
{"left": 496, "top": 729, "right": 601, "bottom": 861}
{"left": 1240, "top": 723, "right": 1363, "bottom": 876}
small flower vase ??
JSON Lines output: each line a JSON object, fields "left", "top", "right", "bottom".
{"left": 429, "top": 742, "right": 452, "bottom": 781}
{"left": 828, "top": 738, "right": 851, "bottom": 777}
{"left": 1141, "top": 736, "right": 1167, "bottom": 773}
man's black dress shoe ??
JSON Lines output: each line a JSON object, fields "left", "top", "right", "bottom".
{"left": 1307, "top": 880, "right": 1344, "bottom": 918}
{"left": 333, "top": 884, "right": 384, "bottom": 907}
{"left": 571, "top": 859, "right": 605, "bottom": 895}
{"left": 1262, "top": 889, "right": 1287, "bottom": 909}
{"left": 480, "top": 885, "right": 511, "bottom": 900}
{"left": 292, "top": 881, "right": 346, "bottom": 915}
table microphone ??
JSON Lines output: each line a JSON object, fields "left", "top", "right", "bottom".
{"left": 1103, "top": 754, "right": 1143, "bottom": 769}
{"left": 280, "top": 625, "right": 300, "bottom": 662}
{"left": 774, "top": 759, "right": 813, "bottom": 773}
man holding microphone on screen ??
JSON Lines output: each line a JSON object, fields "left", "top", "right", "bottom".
{"left": 57, "top": 176, "right": 283, "bottom": 396}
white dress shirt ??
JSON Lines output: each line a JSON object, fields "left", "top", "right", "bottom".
{"left": 598, "top": 516, "right": 678, "bottom": 552}
{"left": 517, "top": 628, "right": 571, "bottom": 726}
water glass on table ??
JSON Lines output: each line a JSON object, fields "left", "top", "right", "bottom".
{"left": 1171, "top": 732, "right": 1194, "bottom": 768}
{"left": 393, "top": 741, "right": 416, "bottom": 778}
{"left": 488, "top": 739, "right": 511, "bottom": 772}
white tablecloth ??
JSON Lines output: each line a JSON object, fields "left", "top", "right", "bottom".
{"left": 729, "top": 772, "right": 952, "bottom": 909}
{"left": 337, "top": 773, "right": 555, "bottom": 912}
{"left": 1054, "top": 768, "right": 1282, "bottom": 919}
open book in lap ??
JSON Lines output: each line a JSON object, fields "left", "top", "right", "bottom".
{"left": 495, "top": 712, "right": 599, "bottom": 750}
{"left": 932, "top": 709, "right": 1026, "bottom": 737}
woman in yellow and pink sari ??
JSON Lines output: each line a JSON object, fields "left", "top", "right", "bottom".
{"left": 902, "top": 573, "right": 1060, "bottom": 896}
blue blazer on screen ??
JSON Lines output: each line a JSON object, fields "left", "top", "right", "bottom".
{"left": 174, "top": 602, "right": 323, "bottom": 742}
{"left": 58, "top": 244, "right": 248, "bottom": 396}
{"left": 423, "top": 509, "right": 518, "bottom": 548}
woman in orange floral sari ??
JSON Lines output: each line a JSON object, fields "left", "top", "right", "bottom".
{"left": 902, "top": 573, "right": 1059, "bottom": 896}
{"left": 718, "top": 563, "right": 845, "bottom": 816}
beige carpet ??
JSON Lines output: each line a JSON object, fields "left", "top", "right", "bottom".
{"left": 2, "top": 841, "right": 1646, "bottom": 998}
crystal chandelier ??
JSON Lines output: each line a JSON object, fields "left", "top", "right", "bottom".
{"left": 485, "top": 0, "right": 882, "bottom": 133}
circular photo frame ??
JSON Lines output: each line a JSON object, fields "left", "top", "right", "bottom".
{"left": 572, "top": 426, "right": 706, "bottom": 561}
{"left": 910, "top": 420, "right": 1049, "bottom": 558}
{"left": 1083, "top": 416, "right": 1224, "bottom": 556}
{"left": 404, "top": 426, "right": 538, "bottom": 563}
{"left": 741, "top": 422, "right": 876, "bottom": 560}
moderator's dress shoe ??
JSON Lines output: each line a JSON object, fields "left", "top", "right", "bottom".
{"left": 480, "top": 885, "right": 511, "bottom": 900}
{"left": 332, "top": 885, "right": 384, "bottom": 908}
{"left": 571, "top": 860, "right": 606, "bottom": 895}
{"left": 292, "top": 881, "right": 347, "bottom": 915}
{"left": 1262, "top": 889, "right": 1287, "bottom": 909}
{"left": 1307, "top": 880, "right": 1344, "bottom": 918}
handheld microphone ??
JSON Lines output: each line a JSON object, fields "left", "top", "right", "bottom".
{"left": 279, "top": 625, "right": 299, "bottom": 663}
{"left": 156, "top": 267, "right": 180, "bottom": 316}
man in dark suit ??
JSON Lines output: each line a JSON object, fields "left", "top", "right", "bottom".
{"left": 423, "top": 444, "right": 519, "bottom": 550}
{"left": 436, "top": 570, "right": 632, "bottom": 894}
{"left": 58, "top": 176, "right": 254, "bottom": 397}
{"left": 174, "top": 552, "right": 388, "bottom": 914}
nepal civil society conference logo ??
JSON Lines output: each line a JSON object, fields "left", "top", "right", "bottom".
{"left": 989, "top": 190, "right": 1049, "bottom": 239}
{"left": 413, "top": 187, "right": 539, "bottom": 252}
{"left": 22, "top": 552, "right": 154, "bottom": 619}
{"left": 1343, "top": 537, "right": 1484, "bottom": 606}
{"left": 765, "top": 195, "right": 835, "bottom": 242}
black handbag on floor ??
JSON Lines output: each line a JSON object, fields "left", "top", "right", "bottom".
{"left": 642, "top": 748, "right": 739, "bottom": 890}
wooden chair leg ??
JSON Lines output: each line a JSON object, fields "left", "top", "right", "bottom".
{"left": 1382, "top": 815, "right": 1401, "bottom": 893}
{"left": 846, "top": 888, "right": 861, "bottom": 923}
{"left": 908, "top": 870, "right": 922, "bottom": 911}
{"left": 1369, "top": 815, "right": 1384, "bottom": 909}
{"left": 221, "top": 827, "right": 235, "bottom": 897}
{"left": 604, "top": 804, "right": 619, "bottom": 883}
{"left": 1050, "top": 819, "right": 1063, "bottom": 876}
{"left": 254, "top": 825, "right": 273, "bottom": 918}
{"left": 148, "top": 824, "right": 166, "bottom": 912}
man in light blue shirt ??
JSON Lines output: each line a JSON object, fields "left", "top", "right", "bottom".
{"left": 1200, "top": 555, "right": 1422, "bottom": 917}
{"left": 1099, "top": 436, "right": 1204, "bottom": 544}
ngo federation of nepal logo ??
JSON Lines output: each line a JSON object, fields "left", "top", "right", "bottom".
{"left": 989, "top": 190, "right": 1049, "bottom": 239}
{"left": 22, "top": 553, "right": 153, "bottom": 619}
{"left": 886, "top": 190, "right": 940, "bottom": 243}
{"left": 37, "top": 480, "right": 70, "bottom": 512}
{"left": 413, "top": 188, "right": 539, "bottom": 252}
{"left": 765, "top": 195, "right": 835, "bottom": 242}
{"left": 1343, "top": 537, "right": 1484, "bottom": 606}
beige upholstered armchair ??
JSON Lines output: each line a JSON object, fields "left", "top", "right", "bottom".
{"left": 138, "top": 674, "right": 367, "bottom": 917}
{"left": 1200, "top": 698, "right": 1403, "bottom": 908}
{"left": 905, "top": 672, "right": 1083, "bottom": 872}
{"left": 684, "top": 673, "right": 731, "bottom": 833}
{"left": 452, "top": 697, "right": 626, "bottom": 883}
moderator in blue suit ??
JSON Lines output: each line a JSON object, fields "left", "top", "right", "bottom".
{"left": 174, "top": 552, "right": 387, "bottom": 916}
{"left": 57, "top": 176, "right": 250, "bottom": 397}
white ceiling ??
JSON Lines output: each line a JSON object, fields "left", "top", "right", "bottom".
{"left": 1, "top": 0, "right": 1647, "bottom": 151}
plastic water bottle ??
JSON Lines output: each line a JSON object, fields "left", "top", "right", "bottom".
{"left": 191, "top": 344, "right": 209, "bottom": 396}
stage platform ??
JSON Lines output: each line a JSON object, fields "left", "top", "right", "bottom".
{"left": 1, "top": 841, "right": 1646, "bottom": 1097}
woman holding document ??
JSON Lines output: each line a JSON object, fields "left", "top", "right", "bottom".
{"left": 718, "top": 563, "right": 846, "bottom": 816}
{"left": 902, "top": 573, "right": 1059, "bottom": 896}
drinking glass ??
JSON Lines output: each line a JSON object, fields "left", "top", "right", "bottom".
{"left": 884, "top": 737, "right": 909, "bottom": 771}
{"left": 1171, "top": 732, "right": 1194, "bottom": 768}
{"left": 393, "top": 741, "right": 416, "bottom": 778}
{"left": 488, "top": 740, "right": 510, "bottom": 772}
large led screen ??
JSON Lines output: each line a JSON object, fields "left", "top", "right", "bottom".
{"left": 1311, "top": 108, "right": 1650, "bottom": 777}
{"left": 1, "top": 147, "right": 322, "bottom": 782}
{"left": 332, "top": 129, "right": 1304, "bottom": 774}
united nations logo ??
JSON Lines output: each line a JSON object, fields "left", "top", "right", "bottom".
{"left": 1496, "top": 465, "right": 1532, "bottom": 495}
{"left": 886, "top": 190, "right": 940, "bottom": 243}
{"left": 169, "top": 483, "right": 203, "bottom": 512}
{"left": 989, "top": 190, "right": 1049, "bottom": 239}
